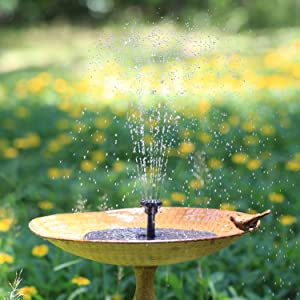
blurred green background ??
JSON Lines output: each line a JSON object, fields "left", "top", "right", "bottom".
{"left": 1, "top": 0, "right": 300, "bottom": 29}
{"left": 0, "top": 1, "right": 299, "bottom": 300}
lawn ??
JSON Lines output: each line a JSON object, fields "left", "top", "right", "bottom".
{"left": 0, "top": 23, "right": 299, "bottom": 300}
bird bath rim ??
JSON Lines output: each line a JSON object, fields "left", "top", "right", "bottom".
{"left": 29, "top": 207, "right": 270, "bottom": 244}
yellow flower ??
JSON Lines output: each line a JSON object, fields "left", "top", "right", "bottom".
{"left": 92, "top": 132, "right": 106, "bottom": 144}
{"left": 48, "top": 167, "right": 61, "bottom": 179}
{"left": 208, "top": 158, "right": 223, "bottom": 170}
{"left": 220, "top": 203, "right": 236, "bottom": 211}
{"left": 14, "top": 133, "right": 41, "bottom": 149}
{"left": 189, "top": 179, "right": 204, "bottom": 190}
{"left": 92, "top": 150, "right": 106, "bottom": 163}
{"left": 161, "top": 198, "right": 171, "bottom": 206}
{"left": 18, "top": 286, "right": 38, "bottom": 300}
{"left": 268, "top": 192, "right": 284, "bottom": 203}
{"left": 3, "top": 147, "right": 18, "bottom": 159}
{"left": 94, "top": 117, "right": 111, "bottom": 129}
{"left": 62, "top": 168, "right": 72, "bottom": 178}
{"left": 38, "top": 201, "right": 54, "bottom": 210}
{"left": 286, "top": 160, "right": 300, "bottom": 172}
{"left": 32, "top": 244, "right": 49, "bottom": 257}
{"left": 279, "top": 215, "right": 297, "bottom": 226}
{"left": 54, "top": 78, "right": 68, "bottom": 94}
{"left": 28, "top": 73, "right": 49, "bottom": 94}
{"left": 198, "top": 132, "right": 211, "bottom": 144}
{"left": 71, "top": 276, "right": 91, "bottom": 286}
{"left": 179, "top": 142, "right": 195, "bottom": 155}
{"left": 15, "top": 80, "right": 28, "bottom": 98}
{"left": 219, "top": 122, "right": 230, "bottom": 135}
{"left": 112, "top": 294, "right": 122, "bottom": 300}
{"left": 247, "top": 159, "right": 261, "bottom": 171}
{"left": 113, "top": 161, "right": 125, "bottom": 172}
{"left": 197, "top": 99, "right": 210, "bottom": 116}
{"left": 171, "top": 192, "right": 186, "bottom": 203}
{"left": 0, "top": 218, "right": 14, "bottom": 232}
{"left": 264, "top": 51, "right": 282, "bottom": 68}
{"left": 0, "top": 252, "right": 14, "bottom": 264}
{"left": 80, "top": 160, "right": 96, "bottom": 172}
{"left": 231, "top": 152, "right": 248, "bottom": 164}
{"left": 228, "top": 115, "right": 239, "bottom": 126}
{"left": 261, "top": 125, "right": 275, "bottom": 136}
{"left": 242, "top": 120, "right": 256, "bottom": 132}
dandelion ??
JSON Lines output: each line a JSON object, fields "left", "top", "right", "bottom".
{"left": 242, "top": 120, "right": 256, "bottom": 132}
{"left": 231, "top": 152, "right": 248, "bottom": 164}
{"left": 18, "top": 286, "right": 38, "bottom": 300}
{"left": 94, "top": 117, "right": 111, "bottom": 129}
{"left": 80, "top": 160, "right": 96, "bottom": 172}
{"left": 38, "top": 201, "right": 54, "bottom": 210}
{"left": 197, "top": 99, "right": 210, "bottom": 116}
{"left": 91, "top": 150, "right": 106, "bottom": 163}
{"left": 286, "top": 160, "right": 300, "bottom": 172}
{"left": 261, "top": 125, "right": 275, "bottom": 136}
{"left": 14, "top": 133, "right": 41, "bottom": 149}
{"left": 54, "top": 78, "right": 68, "bottom": 94}
{"left": 0, "top": 253, "right": 14, "bottom": 264}
{"left": 189, "top": 179, "right": 204, "bottom": 190}
{"left": 0, "top": 218, "right": 14, "bottom": 232}
{"left": 144, "top": 134, "right": 153, "bottom": 145}
{"left": 220, "top": 203, "right": 236, "bottom": 211}
{"left": 198, "top": 132, "right": 211, "bottom": 144}
{"left": 208, "top": 158, "right": 223, "bottom": 170}
{"left": 28, "top": 73, "right": 49, "bottom": 94}
{"left": 268, "top": 192, "right": 285, "bottom": 203}
{"left": 92, "top": 132, "right": 106, "bottom": 144}
{"left": 279, "top": 215, "right": 297, "bottom": 226}
{"left": 247, "top": 159, "right": 261, "bottom": 171}
{"left": 47, "top": 168, "right": 61, "bottom": 179}
{"left": 179, "top": 142, "right": 195, "bottom": 155}
{"left": 171, "top": 192, "right": 186, "bottom": 203}
{"left": 161, "top": 198, "right": 171, "bottom": 206}
{"left": 113, "top": 161, "right": 125, "bottom": 172}
{"left": 228, "top": 115, "right": 239, "bottom": 126}
{"left": 3, "top": 147, "right": 18, "bottom": 159}
{"left": 32, "top": 245, "right": 49, "bottom": 257}
{"left": 219, "top": 122, "right": 230, "bottom": 135}
{"left": 71, "top": 276, "right": 91, "bottom": 286}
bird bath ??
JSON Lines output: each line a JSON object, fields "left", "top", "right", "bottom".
{"left": 29, "top": 206, "right": 270, "bottom": 300}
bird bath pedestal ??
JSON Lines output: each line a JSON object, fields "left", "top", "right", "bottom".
{"left": 29, "top": 207, "right": 270, "bottom": 300}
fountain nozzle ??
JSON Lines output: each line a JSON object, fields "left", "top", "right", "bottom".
{"left": 140, "top": 200, "right": 162, "bottom": 240}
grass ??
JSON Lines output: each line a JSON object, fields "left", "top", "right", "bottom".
{"left": 0, "top": 23, "right": 299, "bottom": 299}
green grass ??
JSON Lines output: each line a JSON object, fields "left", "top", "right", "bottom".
{"left": 0, "top": 24, "right": 299, "bottom": 299}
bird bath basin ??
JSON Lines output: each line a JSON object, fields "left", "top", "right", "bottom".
{"left": 29, "top": 207, "right": 270, "bottom": 299}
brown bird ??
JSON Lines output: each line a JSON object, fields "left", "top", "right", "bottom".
{"left": 230, "top": 209, "right": 271, "bottom": 232}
